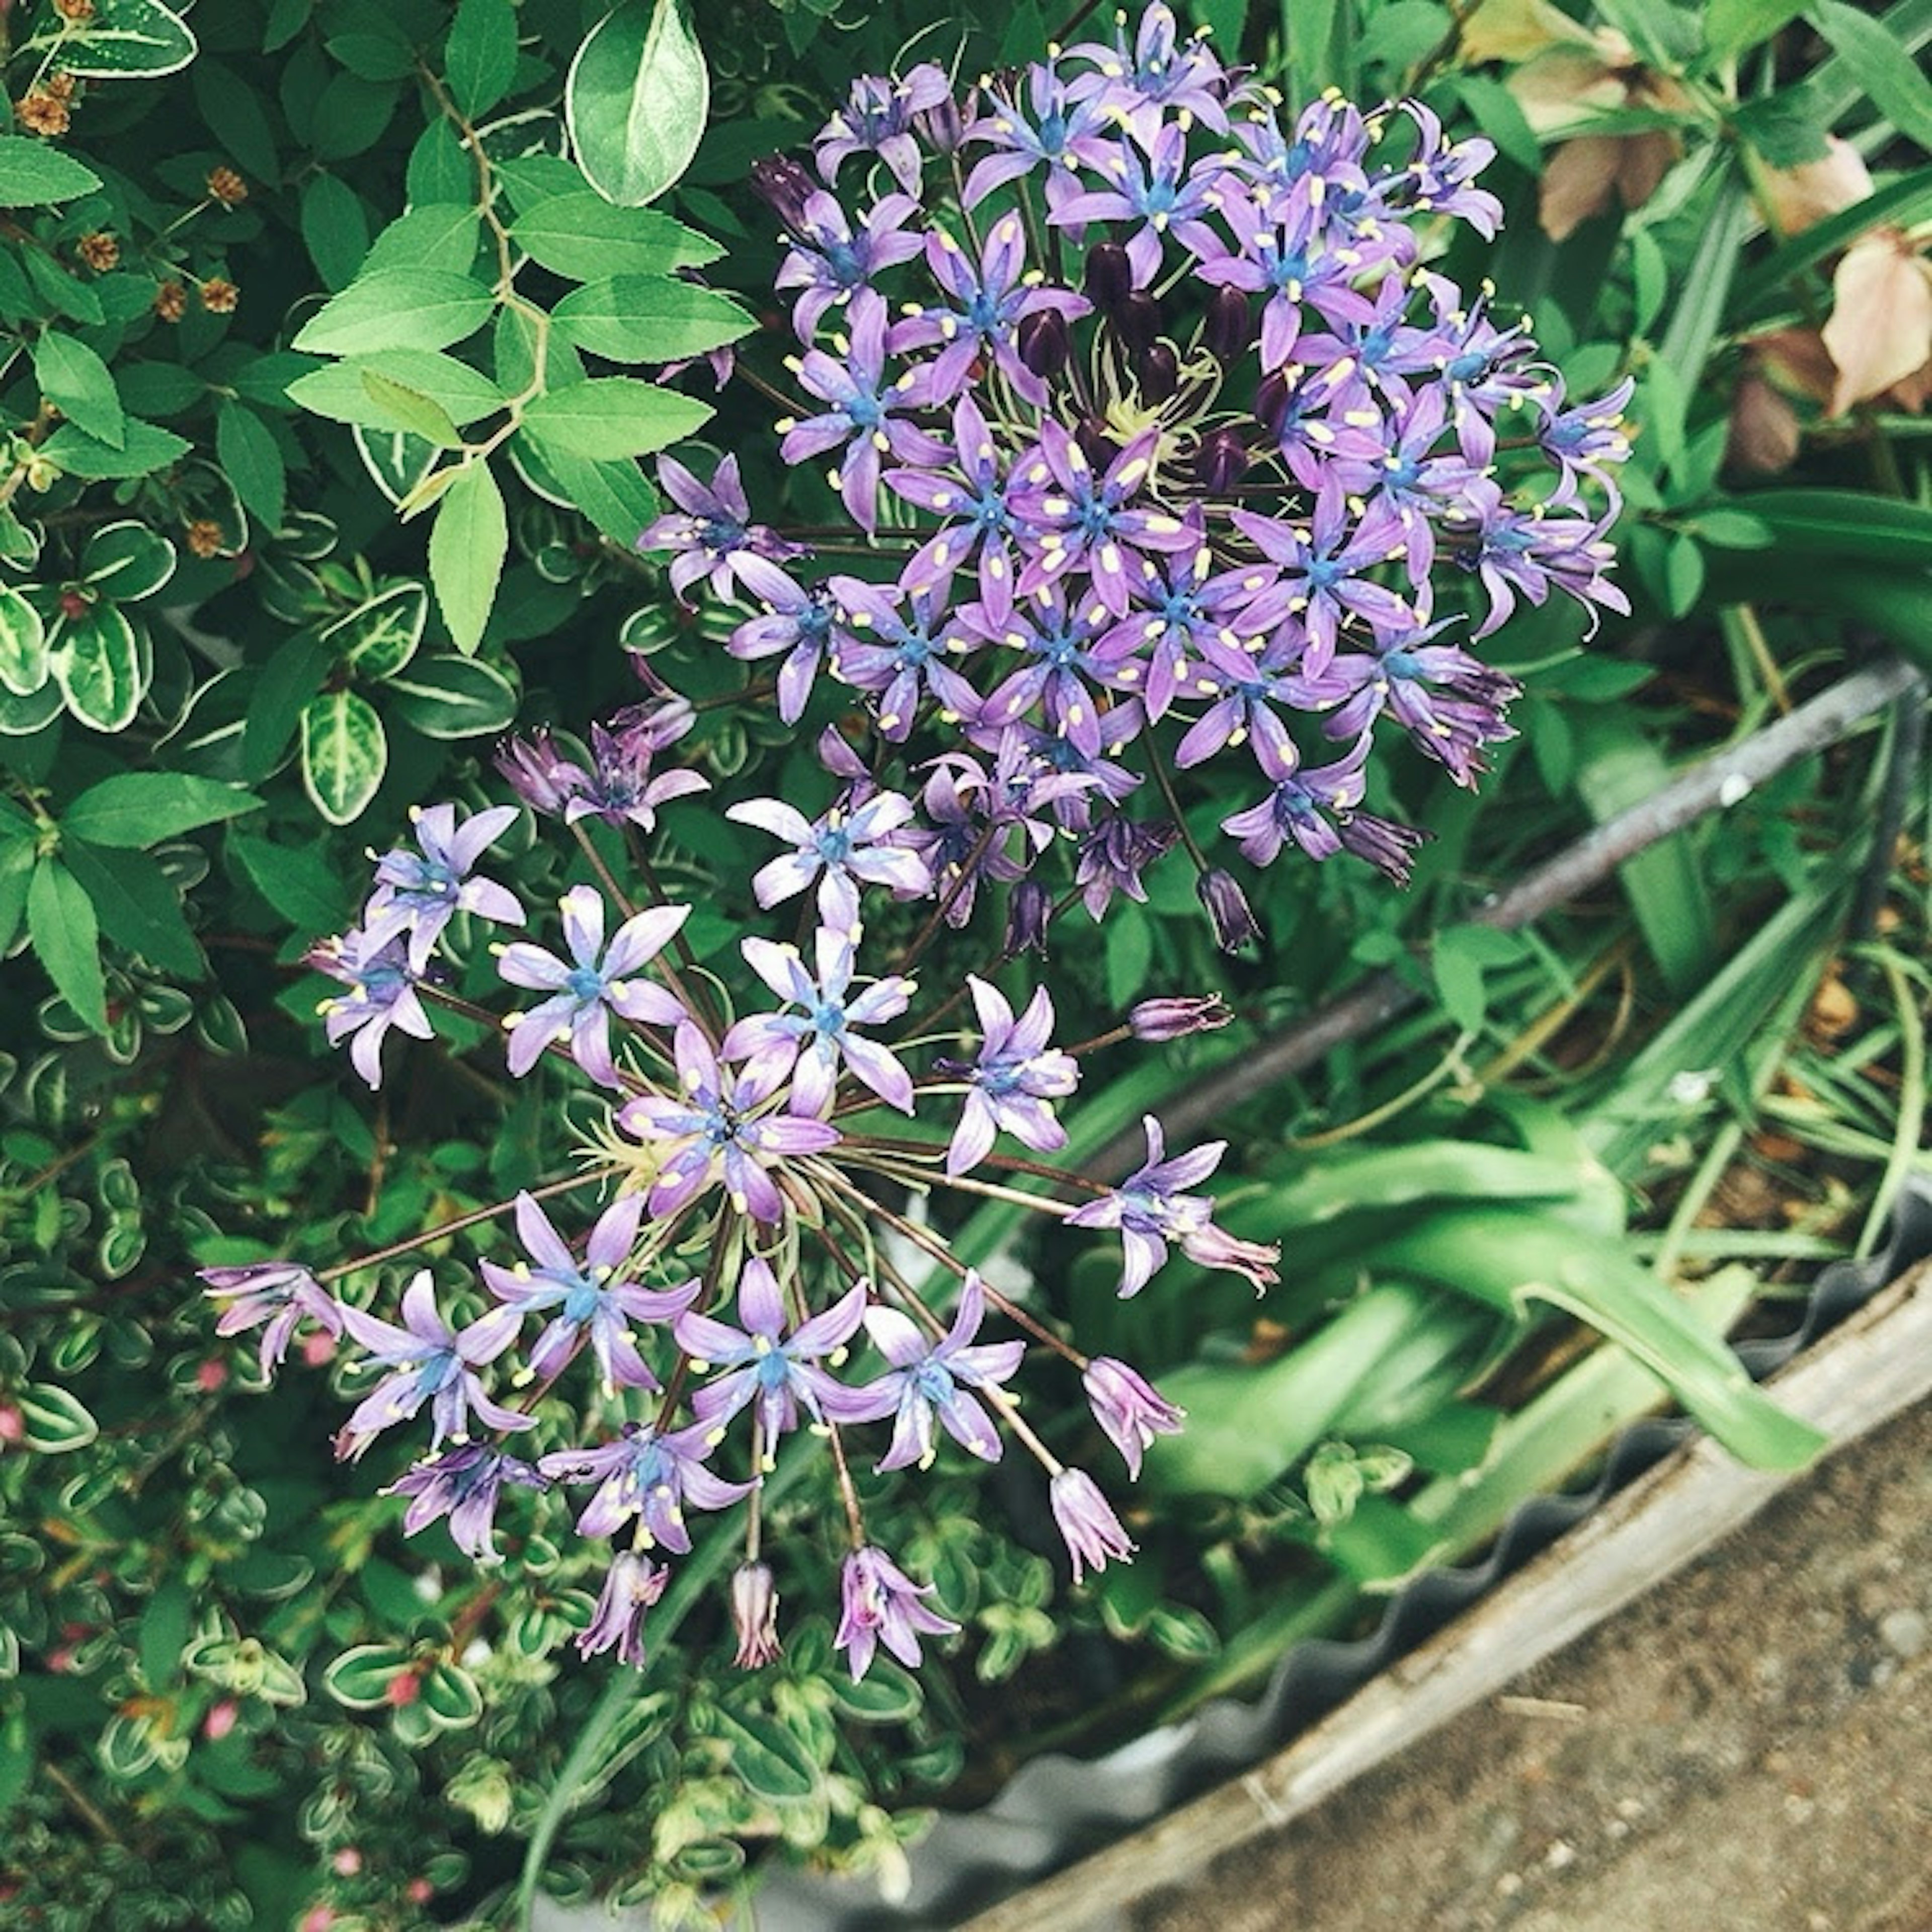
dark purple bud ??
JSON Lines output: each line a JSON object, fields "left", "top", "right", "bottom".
{"left": 1129, "top": 995, "right": 1233, "bottom": 1041}
{"left": 1003, "top": 880, "right": 1054, "bottom": 957}
{"left": 1338, "top": 813, "right": 1432, "bottom": 888}
{"left": 1113, "top": 291, "right": 1161, "bottom": 355}
{"left": 1018, "top": 309, "right": 1072, "bottom": 380}
{"left": 1134, "top": 341, "right": 1179, "bottom": 403}
{"left": 1075, "top": 416, "right": 1121, "bottom": 470}
{"left": 749, "top": 154, "right": 817, "bottom": 234}
{"left": 1194, "top": 427, "right": 1250, "bottom": 495}
{"left": 1202, "top": 286, "right": 1252, "bottom": 363}
{"left": 914, "top": 90, "right": 967, "bottom": 155}
{"left": 1197, "top": 869, "right": 1261, "bottom": 952}
{"left": 1254, "top": 370, "right": 1290, "bottom": 437}
{"left": 608, "top": 693, "right": 695, "bottom": 751}
{"left": 1084, "top": 242, "right": 1134, "bottom": 312}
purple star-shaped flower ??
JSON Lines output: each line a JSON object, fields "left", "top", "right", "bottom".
{"left": 962, "top": 58, "right": 1111, "bottom": 212}
{"left": 200, "top": 1261, "right": 344, "bottom": 1380}
{"left": 1064, "top": 1, "right": 1229, "bottom": 153}
{"left": 617, "top": 1023, "right": 841, "bottom": 1225}
{"left": 385, "top": 1442, "right": 545, "bottom": 1562}
{"left": 673, "top": 1260, "right": 877, "bottom": 1448}
{"left": 479, "top": 1190, "right": 696, "bottom": 1391}
{"left": 835, "top": 1543, "right": 958, "bottom": 1680}
{"left": 495, "top": 713, "right": 708, "bottom": 836}
{"left": 1221, "top": 729, "right": 1428, "bottom": 884}
{"left": 839, "top": 1272, "right": 1025, "bottom": 1471}
{"left": 829, "top": 565, "right": 981, "bottom": 742}
{"left": 1050, "top": 123, "right": 1224, "bottom": 286}
{"left": 726, "top": 787, "right": 931, "bottom": 932}
{"left": 887, "top": 391, "right": 1020, "bottom": 629}
{"left": 637, "top": 454, "right": 799, "bottom": 603}
{"left": 1065, "top": 1113, "right": 1231, "bottom": 1296}
{"left": 944, "top": 977, "right": 1079, "bottom": 1175}
{"left": 334, "top": 1271, "right": 530, "bottom": 1461}
{"left": 361, "top": 802, "right": 523, "bottom": 974}
{"left": 815, "top": 61, "right": 953, "bottom": 194}
{"left": 496, "top": 887, "right": 690, "bottom": 1085}
{"left": 728, "top": 556, "right": 839, "bottom": 726}
{"left": 776, "top": 189, "right": 924, "bottom": 342}
{"left": 539, "top": 1418, "right": 752, "bottom": 1552}
{"left": 309, "top": 929, "right": 435, "bottom": 1092}
{"left": 722, "top": 927, "right": 917, "bottom": 1116}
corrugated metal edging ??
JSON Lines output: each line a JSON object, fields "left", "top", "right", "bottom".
{"left": 736, "top": 1178, "right": 1932, "bottom": 1932}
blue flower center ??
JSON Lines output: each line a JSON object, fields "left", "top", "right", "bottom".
{"left": 562, "top": 1278, "right": 603, "bottom": 1323}
{"left": 567, "top": 964, "right": 604, "bottom": 1003}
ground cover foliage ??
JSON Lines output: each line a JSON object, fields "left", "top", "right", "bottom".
{"left": 2, "top": 0, "right": 1931, "bottom": 1925}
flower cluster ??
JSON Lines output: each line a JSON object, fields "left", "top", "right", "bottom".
{"left": 649, "top": 4, "right": 1629, "bottom": 949}
{"left": 207, "top": 750, "right": 1272, "bottom": 1680}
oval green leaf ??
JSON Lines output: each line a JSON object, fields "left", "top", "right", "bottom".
{"left": 80, "top": 520, "right": 178, "bottom": 602}
{"left": 300, "top": 688, "right": 388, "bottom": 824}
{"left": 53, "top": 603, "right": 145, "bottom": 732}
{"left": 566, "top": 0, "right": 709, "bottom": 208}
{"left": 320, "top": 583, "right": 429, "bottom": 681}
{"left": 0, "top": 584, "right": 48, "bottom": 697}
{"left": 386, "top": 653, "right": 519, "bottom": 737}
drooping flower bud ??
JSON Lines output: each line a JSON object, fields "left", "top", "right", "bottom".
{"left": 749, "top": 153, "right": 817, "bottom": 234}
{"left": 1113, "top": 290, "right": 1162, "bottom": 354}
{"left": 1193, "top": 426, "right": 1250, "bottom": 494}
{"left": 1082, "top": 1358, "right": 1185, "bottom": 1478}
{"left": 1202, "top": 284, "right": 1253, "bottom": 363}
{"left": 730, "top": 1561, "right": 782, "bottom": 1668}
{"left": 1049, "top": 1468, "right": 1136, "bottom": 1582}
{"left": 1083, "top": 240, "right": 1134, "bottom": 312}
{"left": 914, "top": 88, "right": 968, "bottom": 156}
{"left": 1197, "top": 868, "right": 1261, "bottom": 952}
{"left": 1075, "top": 415, "right": 1121, "bottom": 470}
{"left": 495, "top": 731, "right": 576, "bottom": 818}
{"left": 1003, "top": 879, "right": 1054, "bottom": 957}
{"left": 1129, "top": 995, "right": 1232, "bottom": 1041}
{"left": 1134, "top": 340, "right": 1179, "bottom": 403}
{"left": 1254, "top": 369, "right": 1291, "bottom": 437}
{"left": 1018, "top": 309, "right": 1072, "bottom": 380}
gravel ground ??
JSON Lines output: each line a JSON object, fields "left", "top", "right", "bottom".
{"left": 1134, "top": 1399, "right": 1932, "bottom": 1932}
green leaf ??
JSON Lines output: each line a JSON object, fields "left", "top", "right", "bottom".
{"left": 511, "top": 193, "right": 722, "bottom": 279}
{"left": 0, "top": 584, "right": 48, "bottom": 698}
{"left": 242, "top": 633, "right": 331, "bottom": 777}
{"left": 429, "top": 463, "right": 508, "bottom": 655}
{"left": 40, "top": 417, "right": 189, "bottom": 480}
{"left": 419, "top": 1660, "right": 484, "bottom": 1729}
{"left": 287, "top": 350, "right": 505, "bottom": 432}
{"left": 323, "top": 1644, "right": 413, "bottom": 1710}
{"left": 361, "top": 371, "right": 463, "bottom": 447}
{"left": 28, "top": 858, "right": 106, "bottom": 1033}
{"left": 1809, "top": 0, "right": 1932, "bottom": 146}
{"left": 521, "top": 378, "right": 709, "bottom": 458}
{"left": 1732, "top": 166, "right": 1932, "bottom": 316}
{"left": 1706, "top": 0, "right": 1805, "bottom": 57}
{"left": 52, "top": 603, "right": 145, "bottom": 732}
{"left": 32, "top": 333, "right": 123, "bottom": 447}
{"left": 1430, "top": 925, "right": 1489, "bottom": 1031}
{"left": 62, "top": 772, "right": 260, "bottom": 848}
{"left": 361, "top": 205, "right": 484, "bottom": 278}
{"left": 300, "top": 689, "right": 387, "bottom": 823}
{"left": 1737, "top": 488, "right": 1932, "bottom": 567}
{"left": 708, "top": 1706, "right": 820, "bottom": 1803}
{"left": 80, "top": 521, "right": 177, "bottom": 602}
{"left": 446, "top": 0, "right": 520, "bottom": 118}
{"left": 523, "top": 439, "right": 659, "bottom": 545}
{"left": 567, "top": 0, "right": 710, "bottom": 207}
{"left": 551, "top": 276, "right": 749, "bottom": 362}
{"left": 227, "top": 831, "right": 354, "bottom": 934}
{"left": 192, "top": 58, "right": 280, "bottom": 183}
{"left": 1657, "top": 169, "right": 1749, "bottom": 392}
{"left": 19, "top": 1381, "right": 99, "bottom": 1453}
{"left": 51, "top": 0, "right": 196, "bottom": 77}
{"left": 293, "top": 268, "right": 494, "bottom": 357}
{"left": 61, "top": 840, "right": 203, "bottom": 978}
{"left": 300, "top": 172, "right": 370, "bottom": 292}
{"left": 386, "top": 654, "right": 518, "bottom": 737}
{"left": 0, "top": 137, "right": 102, "bottom": 206}
{"left": 216, "top": 403, "right": 288, "bottom": 532}
{"left": 321, "top": 582, "right": 429, "bottom": 680}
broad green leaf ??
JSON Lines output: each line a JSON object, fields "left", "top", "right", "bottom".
{"left": 1809, "top": 0, "right": 1932, "bottom": 146}
{"left": 53, "top": 603, "right": 145, "bottom": 732}
{"left": 1738, "top": 489, "right": 1932, "bottom": 567}
{"left": 361, "top": 204, "right": 484, "bottom": 278}
{"left": 386, "top": 653, "right": 518, "bottom": 736}
{"left": 80, "top": 520, "right": 177, "bottom": 602}
{"left": 521, "top": 438, "right": 659, "bottom": 545}
{"left": 32, "top": 333, "right": 124, "bottom": 449}
{"left": 62, "top": 772, "right": 260, "bottom": 848}
{"left": 216, "top": 402, "right": 289, "bottom": 531}
{"left": 19, "top": 1381, "right": 99, "bottom": 1453}
{"left": 62, "top": 840, "right": 203, "bottom": 978}
{"left": 191, "top": 58, "right": 279, "bottom": 183}
{"left": 288, "top": 350, "right": 506, "bottom": 432}
{"left": 300, "top": 688, "right": 387, "bottom": 823}
{"left": 419, "top": 1660, "right": 484, "bottom": 1728}
{"left": 1706, "top": 0, "right": 1804, "bottom": 57}
{"left": 429, "top": 463, "right": 508, "bottom": 655}
{"left": 446, "top": 0, "right": 520, "bottom": 118}
{"left": 323, "top": 1644, "right": 414, "bottom": 1709}
{"left": 293, "top": 268, "right": 494, "bottom": 357}
{"left": 28, "top": 858, "right": 107, "bottom": 1033}
{"left": 0, "top": 585, "right": 47, "bottom": 697}
{"left": 521, "top": 378, "right": 708, "bottom": 458}
{"left": 354, "top": 425, "right": 440, "bottom": 506}
{"left": 227, "top": 832, "right": 355, "bottom": 934}
{"left": 0, "top": 680, "right": 63, "bottom": 736}
{"left": 321, "top": 582, "right": 428, "bottom": 680}
{"left": 708, "top": 1705, "right": 820, "bottom": 1803}
{"left": 40, "top": 417, "right": 189, "bottom": 480}
{"left": 51, "top": 0, "right": 196, "bottom": 77}
{"left": 551, "top": 276, "right": 748, "bottom": 362}
{"left": 300, "top": 172, "right": 371, "bottom": 291}
{"left": 0, "top": 137, "right": 102, "bottom": 206}
{"left": 511, "top": 193, "right": 722, "bottom": 279}
{"left": 567, "top": 0, "right": 710, "bottom": 207}
{"left": 361, "top": 371, "right": 463, "bottom": 447}
{"left": 241, "top": 632, "right": 331, "bottom": 777}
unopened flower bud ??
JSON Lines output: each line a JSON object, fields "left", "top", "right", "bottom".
{"left": 1075, "top": 415, "right": 1121, "bottom": 470}
{"left": 1083, "top": 241, "right": 1134, "bottom": 312}
{"left": 731, "top": 1561, "right": 781, "bottom": 1667}
{"left": 750, "top": 154, "right": 818, "bottom": 234}
{"left": 1134, "top": 340, "right": 1179, "bottom": 402}
{"left": 1202, "top": 284, "right": 1253, "bottom": 363}
{"left": 1129, "top": 995, "right": 1232, "bottom": 1041}
{"left": 1004, "top": 880, "right": 1054, "bottom": 957}
{"left": 1018, "top": 309, "right": 1072, "bottom": 380}
{"left": 1194, "top": 426, "right": 1250, "bottom": 494}
{"left": 495, "top": 730, "right": 574, "bottom": 817}
{"left": 1113, "top": 290, "right": 1162, "bottom": 355}
{"left": 1254, "top": 370, "right": 1291, "bottom": 437}
{"left": 1082, "top": 1357, "right": 1185, "bottom": 1478}
{"left": 1197, "top": 868, "right": 1261, "bottom": 952}
{"left": 914, "top": 89, "right": 967, "bottom": 156}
